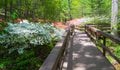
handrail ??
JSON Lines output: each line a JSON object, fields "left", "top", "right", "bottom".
{"left": 39, "top": 25, "right": 74, "bottom": 70}
{"left": 98, "top": 30, "right": 120, "bottom": 45}
{"left": 86, "top": 24, "right": 111, "bottom": 32}
{"left": 85, "top": 24, "right": 120, "bottom": 63}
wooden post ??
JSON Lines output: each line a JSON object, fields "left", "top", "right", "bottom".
{"left": 95, "top": 32, "right": 98, "bottom": 44}
{"left": 85, "top": 25, "right": 87, "bottom": 33}
{"left": 70, "top": 25, "right": 75, "bottom": 35}
{"left": 103, "top": 36, "right": 106, "bottom": 56}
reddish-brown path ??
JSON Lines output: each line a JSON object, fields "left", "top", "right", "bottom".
{"left": 66, "top": 18, "right": 90, "bottom": 26}
{"left": 62, "top": 30, "right": 115, "bottom": 70}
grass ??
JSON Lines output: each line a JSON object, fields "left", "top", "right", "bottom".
{"left": 96, "top": 38, "right": 120, "bottom": 70}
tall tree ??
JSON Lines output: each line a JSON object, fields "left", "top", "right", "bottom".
{"left": 111, "top": 0, "right": 118, "bottom": 36}
{"left": 68, "top": 0, "right": 72, "bottom": 20}
{"left": 5, "top": 0, "right": 8, "bottom": 19}
{"left": 10, "top": 0, "right": 13, "bottom": 15}
{"left": 97, "top": 0, "right": 103, "bottom": 15}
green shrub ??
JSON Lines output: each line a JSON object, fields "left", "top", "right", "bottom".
{"left": 0, "top": 22, "right": 65, "bottom": 54}
{"left": 114, "top": 44, "right": 120, "bottom": 59}
{"left": 84, "top": 16, "right": 110, "bottom": 24}
{"left": 0, "top": 22, "right": 8, "bottom": 34}
{"left": 0, "top": 22, "right": 65, "bottom": 70}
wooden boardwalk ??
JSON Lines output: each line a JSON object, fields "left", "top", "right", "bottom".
{"left": 62, "top": 30, "right": 115, "bottom": 70}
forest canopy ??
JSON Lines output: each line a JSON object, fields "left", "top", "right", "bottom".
{"left": 0, "top": 0, "right": 112, "bottom": 22}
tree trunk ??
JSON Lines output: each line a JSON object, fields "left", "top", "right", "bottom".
{"left": 10, "top": 0, "right": 13, "bottom": 15}
{"left": 111, "top": 0, "right": 118, "bottom": 36}
{"left": 17, "top": 0, "right": 21, "bottom": 17}
{"left": 81, "top": 6, "right": 84, "bottom": 17}
{"left": 24, "top": 0, "right": 29, "bottom": 18}
{"left": 33, "top": 0, "right": 37, "bottom": 18}
{"left": 97, "top": 0, "right": 102, "bottom": 15}
{"left": 5, "top": 0, "right": 8, "bottom": 20}
{"left": 91, "top": 0, "right": 94, "bottom": 16}
{"left": 68, "top": 0, "right": 72, "bottom": 20}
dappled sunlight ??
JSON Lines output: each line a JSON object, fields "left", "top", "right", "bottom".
{"left": 73, "top": 52, "right": 80, "bottom": 58}
{"left": 62, "top": 62, "right": 68, "bottom": 70}
{"left": 74, "top": 67, "right": 86, "bottom": 70}
{"left": 84, "top": 53, "right": 93, "bottom": 58}
{"left": 62, "top": 30, "right": 115, "bottom": 70}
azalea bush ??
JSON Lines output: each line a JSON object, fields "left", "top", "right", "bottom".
{"left": 0, "top": 22, "right": 65, "bottom": 54}
{"left": 0, "top": 22, "right": 66, "bottom": 70}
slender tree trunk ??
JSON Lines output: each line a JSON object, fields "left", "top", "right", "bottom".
{"left": 97, "top": 0, "right": 101, "bottom": 15}
{"left": 111, "top": 0, "right": 118, "bottom": 36}
{"left": 59, "top": 0, "right": 61, "bottom": 21}
{"left": 5, "top": 0, "right": 8, "bottom": 20}
{"left": 24, "top": 0, "right": 29, "bottom": 18}
{"left": 91, "top": 0, "right": 94, "bottom": 16}
{"left": 10, "top": 0, "right": 13, "bottom": 15}
{"left": 68, "top": 0, "right": 72, "bottom": 20}
{"left": 17, "top": 0, "right": 21, "bottom": 17}
{"left": 81, "top": 6, "right": 84, "bottom": 17}
{"left": 33, "top": 0, "right": 37, "bottom": 18}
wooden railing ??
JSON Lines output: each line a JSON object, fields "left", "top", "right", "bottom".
{"left": 39, "top": 25, "right": 74, "bottom": 70}
{"left": 85, "top": 24, "right": 120, "bottom": 64}
{"left": 86, "top": 24, "right": 111, "bottom": 32}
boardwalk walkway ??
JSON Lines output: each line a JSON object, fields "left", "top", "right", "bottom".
{"left": 62, "top": 30, "right": 115, "bottom": 70}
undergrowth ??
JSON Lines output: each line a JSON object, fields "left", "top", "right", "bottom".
{"left": 0, "top": 22, "right": 65, "bottom": 70}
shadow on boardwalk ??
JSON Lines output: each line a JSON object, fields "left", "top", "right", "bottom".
{"left": 62, "top": 30, "right": 115, "bottom": 70}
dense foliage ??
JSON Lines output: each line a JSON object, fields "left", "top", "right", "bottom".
{"left": 0, "top": 0, "right": 112, "bottom": 21}
{"left": 0, "top": 0, "right": 120, "bottom": 69}
{"left": 0, "top": 22, "right": 65, "bottom": 70}
{"left": 81, "top": 16, "right": 110, "bottom": 25}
